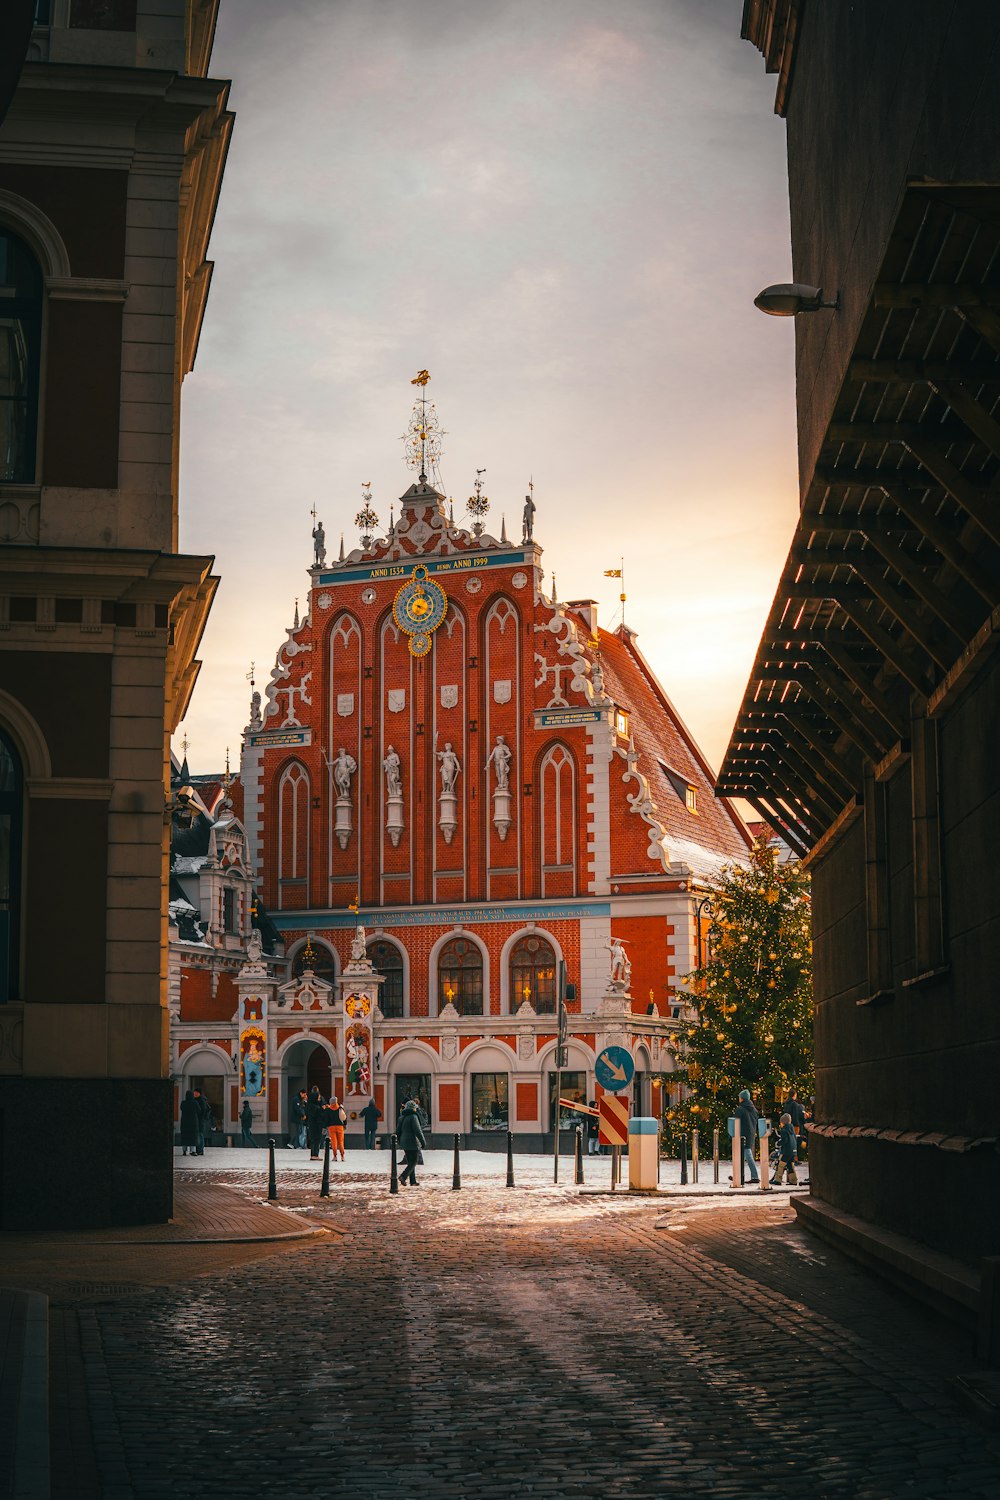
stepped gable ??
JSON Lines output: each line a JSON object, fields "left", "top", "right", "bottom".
{"left": 595, "top": 623, "right": 751, "bottom": 869}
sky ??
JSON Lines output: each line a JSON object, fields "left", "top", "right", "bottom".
{"left": 176, "top": 0, "right": 797, "bottom": 780}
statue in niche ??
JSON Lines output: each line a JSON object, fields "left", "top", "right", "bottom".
{"left": 333, "top": 746, "right": 357, "bottom": 797}
{"left": 383, "top": 745, "right": 402, "bottom": 797}
{"left": 605, "top": 936, "right": 631, "bottom": 988}
{"left": 350, "top": 923, "right": 368, "bottom": 962}
{"left": 312, "top": 520, "right": 326, "bottom": 566}
{"left": 485, "top": 734, "right": 511, "bottom": 791}
{"left": 436, "top": 741, "right": 461, "bottom": 794}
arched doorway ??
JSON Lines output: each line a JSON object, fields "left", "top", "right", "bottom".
{"left": 283, "top": 1038, "right": 334, "bottom": 1125}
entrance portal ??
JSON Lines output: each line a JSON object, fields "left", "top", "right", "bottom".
{"left": 283, "top": 1040, "right": 335, "bottom": 1138}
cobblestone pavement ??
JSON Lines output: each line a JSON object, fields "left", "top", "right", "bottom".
{"left": 38, "top": 1171, "right": 1000, "bottom": 1499}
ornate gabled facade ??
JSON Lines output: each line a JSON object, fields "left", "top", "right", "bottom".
{"left": 203, "top": 389, "right": 752, "bottom": 1147}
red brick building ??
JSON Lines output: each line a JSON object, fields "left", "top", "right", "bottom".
{"left": 174, "top": 405, "right": 751, "bottom": 1146}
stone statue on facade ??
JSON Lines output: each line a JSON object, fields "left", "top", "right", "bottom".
{"left": 350, "top": 923, "right": 368, "bottom": 963}
{"left": 437, "top": 742, "right": 461, "bottom": 793}
{"left": 605, "top": 936, "right": 631, "bottom": 989}
{"left": 312, "top": 519, "right": 326, "bottom": 566}
{"left": 246, "top": 926, "right": 263, "bottom": 963}
{"left": 248, "top": 689, "right": 262, "bottom": 732}
{"left": 333, "top": 746, "right": 357, "bottom": 797}
{"left": 485, "top": 734, "right": 511, "bottom": 791}
{"left": 383, "top": 745, "right": 402, "bottom": 798}
{"left": 522, "top": 492, "right": 535, "bottom": 543}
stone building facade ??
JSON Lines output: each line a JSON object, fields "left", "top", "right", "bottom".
{"left": 0, "top": 0, "right": 232, "bottom": 1225}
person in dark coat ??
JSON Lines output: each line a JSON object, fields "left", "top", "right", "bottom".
{"left": 772, "top": 1112, "right": 799, "bottom": 1186}
{"left": 180, "top": 1089, "right": 200, "bottom": 1155}
{"left": 306, "top": 1086, "right": 324, "bottom": 1159}
{"left": 783, "top": 1091, "right": 806, "bottom": 1155}
{"left": 586, "top": 1099, "right": 601, "bottom": 1157}
{"left": 735, "top": 1088, "right": 760, "bottom": 1184}
{"left": 360, "top": 1098, "right": 382, "bottom": 1149}
{"left": 240, "top": 1100, "right": 257, "bottom": 1148}
{"left": 289, "top": 1089, "right": 308, "bottom": 1149}
{"left": 397, "top": 1099, "right": 426, "bottom": 1186}
{"left": 192, "top": 1088, "right": 211, "bottom": 1155}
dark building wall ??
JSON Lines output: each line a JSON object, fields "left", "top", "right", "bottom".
{"left": 785, "top": 2, "right": 1000, "bottom": 488}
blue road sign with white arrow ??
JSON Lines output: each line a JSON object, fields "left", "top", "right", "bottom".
{"left": 594, "top": 1045, "right": 635, "bottom": 1093}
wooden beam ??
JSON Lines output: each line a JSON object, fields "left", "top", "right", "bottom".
{"left": 846, "top": 556, "right": 959, "bottom": 671}
{"left": 817, "top": 641, "right": 909, "bottom": 741}
{"left": 781, "top": 717, "right": 858, "bottom": 802}
{"left": 905, "top": 440, "right": 1000, "bottom": 549}
{"left": 959, "top": 304, "right": 1000, "bottom": 360}
{"left": 828, "top": 420, "right": 968, "bottom": 447}
{"left": 836, "top": 596, "right": 934, "bottom": 694}
{"left": 873, "top": 283, "right": 1000, "bottom": 309}
{"left": 849, "top": 357, "right": 1000, "bottom": 385}
{"left": 757, "top": 655, "right": 897, "bottom": 752}
{"left": 789, "top": 675, "right": 886, "bottom": 764}
{"left": 850, "top": 528, "right": 981, "bottom": 642}
{"left": 930, "top": 378, "right": 1000, "bottom": 459}
{"left": 746, "top": 796, "right": 811, "bottom": 858}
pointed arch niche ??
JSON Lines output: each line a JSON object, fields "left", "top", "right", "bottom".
{"left": 538, "top": 742, "right": 577, "bottom": 898}
{"left": 277, "top": 760, "right": 310, "bottom": 908}
{"left": 483, "top": 594, "right": 521, "bottom": 900}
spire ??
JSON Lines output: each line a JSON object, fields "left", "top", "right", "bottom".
{"left": 500, "top": 514, "right": 508, "bottom": 544}
{"left": 338, "top": 534, "right": 345, "bottom": 563}
{"left": 401, "top": 369, "right": 445, "bottom": 493}
{"left": 293, "top": 598, "right": 299, "bottom": 629}
{"left": 355, "top": 481, "right": 378, "bottom": 548}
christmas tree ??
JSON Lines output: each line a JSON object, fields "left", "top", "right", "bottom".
{"left": 664, "top": 838, "right": 813, "bottom": 1140}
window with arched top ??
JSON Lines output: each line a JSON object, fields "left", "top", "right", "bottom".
{"left": 278, "top": 762, "right": 310, "bottom": 904}
{"left": 510, "top": 933, "right": 557, "bottom": 1013}
{"left": 367, "top": 939, "right": 404, "bottom": 1018}
{"left": 291, "top": 941, "right": 337, "bottom": 985}
{"left": 0, "top": 728, "right": 23, "bottom": 1002}
{"left": 438, "top": 936, "right": 483, "bottom": 1016}
{"left": 0, "top": 229, "right": 43, "bottom": 484}
{"left": 539, "top": 743, "right": 577, "bottom": 896}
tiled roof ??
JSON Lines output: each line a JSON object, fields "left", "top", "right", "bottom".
{"left": 593, "top": 623, "right": 751, "bottom": 870}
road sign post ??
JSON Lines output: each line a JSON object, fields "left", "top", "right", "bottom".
{"left": 553, "top": 961, "right": 569, "bottom": 1184}
{"left": 595, "top": 1045, "right": 635, "bottom": 1094}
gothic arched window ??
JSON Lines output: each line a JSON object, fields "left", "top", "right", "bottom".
{"left": 510, "top": 933, "right": 557, "bottom": 1014}
{"left": 278, "top": 761, "right": 310, "bottom": 903}
{"left": 0, "top": 229, "right": 43, "bottom": 484}
{"left": 291, "top": 940, "right": 337, "bottom": 986}
{"left": 438, "top": 936, "right": 483, "bottom": 1016}
{"left": 0, "top": 729, "right": 24, "bottom": 1002}
{"left": 368, "top": 939, "right": 404, "bottom": 1018}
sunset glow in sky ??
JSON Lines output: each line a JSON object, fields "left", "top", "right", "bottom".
{"left": 176, "top": 0, "right": 797, "bottom": 780}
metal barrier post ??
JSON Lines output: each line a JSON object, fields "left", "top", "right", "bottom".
{"left": 389, "top": 1132, "right": 399, "bottom": 1195}
{"left": 267, "top": 1138, "right": 277, "bottom": 1201}
{"left": 692, "top": 1128, "right": 699, "bottom": 1184}
{"left": 319, "top": 1134, "right": 331, "bottom": 1197}
{"left": 506, "top": 1129, "right": 515, "bottom": 1187}
{"left": 760, "top": 1122, "right": 771, "bottom": 1192}
{"left": 452, "top": 1133, "right": 461, "bottom": 1190}
{"left": 680, "top": 1132, "right": 688, "bottom": 1185}
{"left": 574, "top": 1126, "right": 584, "bottom": 1185}
{"left": 713, "top": 1127, "right": 719, "bottom": 1184}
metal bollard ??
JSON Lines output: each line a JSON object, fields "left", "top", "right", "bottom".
{"left": 320, "top": 1134, "right": 331, "bottom": 1197}
{"left": 760, "top": 1124, "right": 771, "bottom": 1192}
{"left": 574, "top": 1126, "right": 584, "bottom": 1185}
{"left": 267, "top": 1137, "right": 277, "bottom": 1200}
{"left": 390, "top": 1132, "right": 399, "bottom": 1195}
{"left": 713, "top": 1127, "right": 719, "bottom": 1184}
{"left": 452, "top": 1132, "right": 462, "bottom": 1191}
{"left": 731, "top": 1123, "right": 742, "bottom": 1189}
{"left": 506, "top": 1129, "right": 515, "bottom": 1187}
{"left": 692, "top": 1128, "right": 700, "bottom": 1184}
{"left": 680, "top": 1132, "right": 688, "bottom": 1185}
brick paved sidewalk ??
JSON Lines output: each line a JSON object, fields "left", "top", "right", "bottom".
{"left": 32, "top": 1170, "right": 1000, "bottom": 1499}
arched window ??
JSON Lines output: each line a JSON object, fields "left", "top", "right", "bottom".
{"left": 278, "top": 761, "right": 310, "bottom": 903}
{"left": 368, "top": 939, "right": 404, "bottom": 1019}
{"left": 438, "top": 936, "right": 483, "bottom": 1016}
{"left": 0, "top": 729, "right": 23, "bottom": 1002}
{"left": 0, "top": 230, "right": 43, "bottom": 484}
{"left": 291, "top": 940, "right": 337, "bottom": 986}
{"left": 510, "top": 933, "right": 557, "bottom": 1013}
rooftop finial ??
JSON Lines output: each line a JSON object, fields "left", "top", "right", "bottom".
{"left": 401, "top": 369, "right": 445, "bottom": 488}
{"left": 466, "top": 467, "right": 490, "bottom": 537}
{"left": 293, "top": 598, "right": 299, "bottom": 629}
{"left": 355, "top": 481, "right": 378, "bottom": 549}
{"left": 604, "top": 557, "right": 626, "bottom": 629}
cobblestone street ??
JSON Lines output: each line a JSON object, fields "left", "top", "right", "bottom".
{"left": 21, "top": 1166, "right": 1000, "bottom": 1499}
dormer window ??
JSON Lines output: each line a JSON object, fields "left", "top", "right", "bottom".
{"left": 685, "top": 786, "right": 698, "bottom": 814}
{"left": 614, "top": 709, "right": 629, "bottom": 738}
{"left": 658, "top": 759, "right": 698, "bottom": 814}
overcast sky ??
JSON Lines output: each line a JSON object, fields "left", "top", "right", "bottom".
{"left": 176, "top": 0, "right": 796, "bottom": 779}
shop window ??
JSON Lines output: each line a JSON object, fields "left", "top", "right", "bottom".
{"left": 510, "top": 933, "right": 557, "bottom": 1013}
{"left": 471, "top": 1072, "right": 508, "bottom": 1131}
{"left": 394, "top": 1074, "right": 430, "bottom": 1128}
{"left": 0, "top": 229, "right": 42, "bottom": 485}
{"left": 368, "top": 939, "right": 404, "bottom": 1018}
{"left": 0, "top": 729, "right": 23, "bottom": 1002}
{"left": 438, "top": 936, "right": 483, "bottom": 1015}
{"left": 547, "top": 1071, "right": 587, "bottom": 1132}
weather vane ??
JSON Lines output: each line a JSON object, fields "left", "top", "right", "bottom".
{"left": 401, "top": 369, "right": 445, "bottom": 484}
{"left": 355, "top": 480, "right": 379, "bottom": 549}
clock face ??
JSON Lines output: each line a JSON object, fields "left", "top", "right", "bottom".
{"left": 361, "top": 587, "right": 377, "bottom": 604}
{"left": 392, "top": 566, "right": 448, "bottom": 655}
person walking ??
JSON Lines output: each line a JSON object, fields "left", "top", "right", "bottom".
{"left": 784, "top": 1090, "right": 806, "bottom": 1156}
{"left": 192, "top": 1088, "right": 211, "bottom": 1155}
{"left": 240, "top": 1100, "right": 258, "bottom": 1148}
{"left": 586, "top": 1100, "right": 601, "bottom": 1157}
{"left": 180, "top": 1089, "right": 200, "bottom": 1156}
{"left": 397, "top": 1098, "right": 426, "bottom": 1186}
{"left": 360, "top": 1097, "right": 382, "bottom": 1150}
{"left": 736, "top": 1088, "right": 760, "bottom": 1184}
{"left": 327, "top": 1097, "right": 347, "bottom": 1161}
{"left": 306, "top": 1085, "right": 324, "bottom": 1160}
{"left": 289, "top": 1089, "right": 307, "bottom": 1149}
{"left": 771, "top": 1112, "right": 799, "bottom": 1186}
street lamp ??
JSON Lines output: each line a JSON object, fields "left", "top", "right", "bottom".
{"left": 695, "top": 895, "right": 714, "bottom": 971}
{"left": 754, "top": 282, "right": 840, "bottom": 316}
